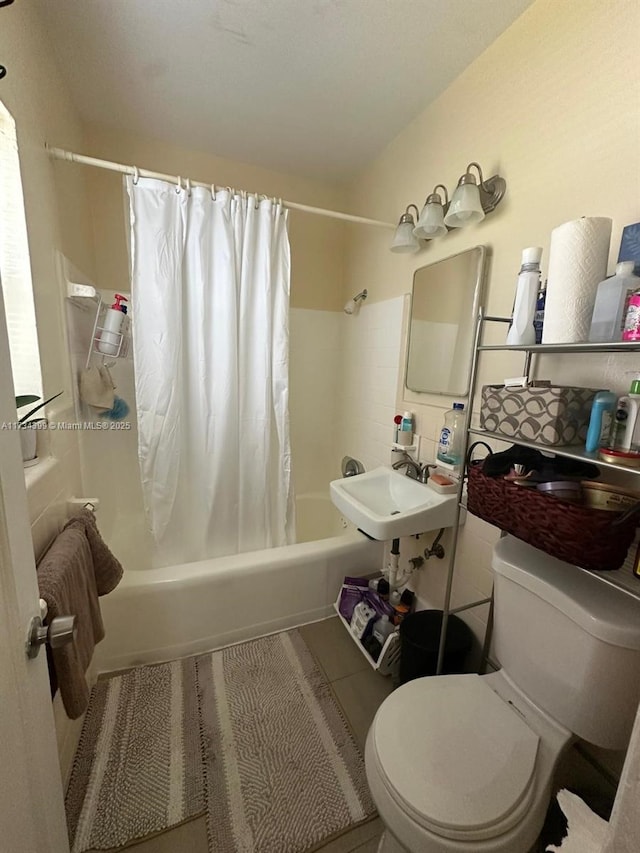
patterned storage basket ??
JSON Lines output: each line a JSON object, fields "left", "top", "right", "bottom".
{"left": 466, "top": 451, "right": 638, "bottom": 571}
{"left": 480, "top": 384, "right": 598, "bottom": 446}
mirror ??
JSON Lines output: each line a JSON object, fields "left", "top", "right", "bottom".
{"left": 405, "top": 246, "right": 486, "bottom": 396}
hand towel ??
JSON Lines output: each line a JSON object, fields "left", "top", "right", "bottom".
{"left": 37, "top": 511, "right": 123, "bottom": 719}
{"left": 63, "top": 508, "right": 123, "bottom": 594}
{"left": 80, "top": 365, "right": 116, "bottom": 412}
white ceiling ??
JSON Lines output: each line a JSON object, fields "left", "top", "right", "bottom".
{"left": 36, "top": 0, "right": 534, "bottom": 183}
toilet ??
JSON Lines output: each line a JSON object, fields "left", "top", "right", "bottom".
{"left": 365, "top": 535, "right": 640, "bottom": 853}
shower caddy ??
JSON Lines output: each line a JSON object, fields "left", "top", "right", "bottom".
{"left": 84, "top": 292, "right": 130, "bottom": 368}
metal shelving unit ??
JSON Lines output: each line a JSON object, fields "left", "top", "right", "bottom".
{"left": 435, "top": 312, "right": 640, "bottom": 674}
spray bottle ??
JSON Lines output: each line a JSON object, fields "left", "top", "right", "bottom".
{"left": 98, "top": 294, "right": 128, "bottom": 356}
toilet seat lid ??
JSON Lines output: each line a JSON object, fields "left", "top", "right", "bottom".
{"left": 371, "top": 675, "right": 540, "bottom": 836}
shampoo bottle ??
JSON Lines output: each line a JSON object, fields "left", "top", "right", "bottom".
{"left": 98, "top": 294, "right": 128, "bottom": 356}
{"left": 506, "top": 247, "right": 543, "bottom": 346}
{"left": 611, "top": 375, "right": 640, "bottom": 451}
{"left": 585, "top": 391, "right": 616, "bottom": 453}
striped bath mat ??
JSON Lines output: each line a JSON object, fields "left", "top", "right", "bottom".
{"left": 197, "top": 629, "right": 375, "bottom": 852}
{"left": 66, "top": 630, "right": 374, "bottom": 852}
{"left": 65, "top": 657, "right": 204, "bottom": 852}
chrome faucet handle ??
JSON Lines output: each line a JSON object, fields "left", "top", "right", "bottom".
{"left": 419, "top": 463, "right": 437, "bottom": 483}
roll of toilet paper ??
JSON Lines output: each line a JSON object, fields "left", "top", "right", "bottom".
{"left": 542, "top": 217, "right": 612, "bottom": 344}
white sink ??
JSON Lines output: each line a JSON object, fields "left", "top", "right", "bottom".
{"left": 329, "top": 466, "right": 458, "bottom": 540}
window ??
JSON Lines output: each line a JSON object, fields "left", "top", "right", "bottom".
{"left": 0, "top": 100, "right": 42, "bottom": 400}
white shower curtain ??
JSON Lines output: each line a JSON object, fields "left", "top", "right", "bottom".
{"left": 127, "top": 178, "right": 294, "bottom": 566}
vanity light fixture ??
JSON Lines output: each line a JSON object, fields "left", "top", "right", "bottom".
{"left": 444, "top": 162, "right": 506, "bottom": 228}
{"left": 390, "top": 205, "right": 420, "bottom": 254}
{"left": 392, "top": 162, "right": 506, "bottom": 252}
{"left": 414, "top": 185, "right": 449, "bottom": 240}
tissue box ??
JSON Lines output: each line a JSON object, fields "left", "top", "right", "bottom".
{"left": 480, "top": 384, "right": 598, "bottom": 446}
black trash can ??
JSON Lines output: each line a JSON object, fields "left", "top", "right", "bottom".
{"left": 399, "top": 610, "right": 473, "bottom": 684}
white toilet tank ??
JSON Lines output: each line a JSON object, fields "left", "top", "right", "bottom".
{"left": 492, "top": 536, "right": 640, "bottom": 750}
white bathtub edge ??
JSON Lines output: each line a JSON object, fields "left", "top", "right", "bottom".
{"left": 97, "top": 604, "right": 334, "bottom": 673}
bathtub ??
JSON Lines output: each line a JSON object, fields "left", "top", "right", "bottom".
{"left": 95, "top": 492, "right": 383, "bottom": 673}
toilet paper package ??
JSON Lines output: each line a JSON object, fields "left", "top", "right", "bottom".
{"left": 542, "top": 217, "right": 612, "bottom": 344}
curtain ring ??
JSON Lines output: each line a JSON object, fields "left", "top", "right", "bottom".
{"left": 185, "top": 177, "right": 192, "bottom": 196}
{"left": 132, "top": 166, "right": 139, "bottom": 185}
{"left": 175, "top": 176, "right": 182, "bottom": 194}
{"left": 211, "top": 184, "right": 216, "bottom": 200}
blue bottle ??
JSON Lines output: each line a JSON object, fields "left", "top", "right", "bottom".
{"left": 585, "top": 391, "right": 617, "bottom": 452}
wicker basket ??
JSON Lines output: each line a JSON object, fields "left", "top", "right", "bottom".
{"left": 466, "top": 460, "right": 638, "bottom": 571}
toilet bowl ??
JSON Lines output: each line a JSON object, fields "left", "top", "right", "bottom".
{"left": 366, "top": 671, "right": 571, "bottom": 853}
{"left": 365, "top": 536, "right": 640, "bottom": 853}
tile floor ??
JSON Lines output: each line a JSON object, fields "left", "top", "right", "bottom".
{"left": 86, "top": 617, "right": 392, "bottom": 853}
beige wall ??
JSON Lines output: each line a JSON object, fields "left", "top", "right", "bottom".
{"left": 346, "top": 0, "right": 639, "bottom": 311}
{"left": 82, "top": 123, "right": 348, "bottom": 311}
{"left": 341, "top": 0, "right": 638, "bottom": 775}
{"left": 344, "top": 0, "right": 640, "bottom": 615}
{"left": 0, "top": 2, "right": 95, "bottom": 400}
{"left": 0, "top": 0, "right": 100, "bottom": 782}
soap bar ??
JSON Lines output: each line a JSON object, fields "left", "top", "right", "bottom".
{"left": 430, "top": 473, "right": 453, "bottom": 486}
{"left": 427, "top": 474, "right": 458, "bottom": 495}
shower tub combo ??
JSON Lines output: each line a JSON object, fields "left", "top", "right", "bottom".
{"left": 95, "top": 492, "right": 383, "bottom": 673}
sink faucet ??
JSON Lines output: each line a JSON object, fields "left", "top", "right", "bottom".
{"left": 392, "top": 454, "right": 435, "bottom": 484}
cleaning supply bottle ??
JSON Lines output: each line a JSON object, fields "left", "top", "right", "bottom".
{"left": 506, "top": 247, "right": 543, "bottom": 346}
{"left": 585, "top": 391, "right": 616, "bottom": 452}
{"left": 589, "top": 261, "right": 640, "bottom": 342}
{"left": 611, "top": 375, "right": 640, "bottom": 451}
{"left": 534, "top": 279, "right": 547, "bottom": 344}
{"left": 623, "top": 291, "right": 640, "bottom": 342}
{"left": 372, "top": 615, "right": 394, "bottom": 647}
{"left": 98, "top": 294, "right": 128, "bottom": 355}
{"left": 437, "top": 403, "right": 464, "bottom": 465}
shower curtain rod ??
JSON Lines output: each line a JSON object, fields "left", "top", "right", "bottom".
{"left": 46, "top": 145, "right": 396, "bottom": 230}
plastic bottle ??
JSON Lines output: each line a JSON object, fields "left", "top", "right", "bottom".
{"left": 437, "top": 403, "right": 464, "bottom": 465}
{"left": 534, "top": 280, "right": 547, "bottom": 344}
{"left": 401, "top": 411, "right": 413, "bottom": 432}
{"left": 585, "top": 391, "right": 617, "bottom": 453}
{"left": 623, "top": 291, "right": 640, "bottom": 342}
{"left": 372, "top": 615, "right": 394, "bottom": 646}
{"left": 97, "top": 294, "right": 128, "bottom": 355}
{"left": 589, "top": 261, "right": 640, "bottom": 342}
{"left": 611, "top": 375, "right": 640, "bottom": 451}
{"left": 398, "top": 411, "right": 413, "bottom": 446}
{"left": 506, "top": 247, "right": 543, "bottom": 346}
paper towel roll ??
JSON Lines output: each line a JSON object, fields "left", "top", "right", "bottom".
{"left": 542, "top": 217, "right": 612, "bottom": 343}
